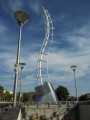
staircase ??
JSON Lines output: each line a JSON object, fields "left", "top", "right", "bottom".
{"left": 1, "top": 108, "right": 20, "bottom": 120}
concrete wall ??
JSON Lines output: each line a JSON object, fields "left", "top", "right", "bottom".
{"left": 79, "top": 105, "right": 90, "bottom": 120}
{"left": 22, "top": 104, "right": 68, "bottom": 120}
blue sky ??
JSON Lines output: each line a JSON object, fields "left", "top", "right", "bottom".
{"left": 0, "top": 0, "right": 90, "bottom": 96}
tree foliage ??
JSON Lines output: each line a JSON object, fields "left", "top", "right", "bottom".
{"left": 22, "top": 92, "right": 36, "bottom": 102}
{"left": 3, "top": 90, "right": 12, "bottom": 101}
{"left": 22, "top": 92, "right": 30, "bottom": 102}
{"left": 55, "top": 85, "right": 69, "bottom": 101}
{"left": 0, "top": 85, "right": 12, "bottom": 101}
{"left": 0, "top": 85, "right": 4, "bottom": 94}
{"left": 0, "top": 85, "right": 4, "bottom": 100}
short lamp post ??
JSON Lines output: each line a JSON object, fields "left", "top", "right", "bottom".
{"left": 19, "top": 63, "right": 26, "bottom": 104}
{"left": 71, "top": 65, "right": 78, "bottom": 102}
{"left": 13, "top": 11, "right": 29, "bottom": 107}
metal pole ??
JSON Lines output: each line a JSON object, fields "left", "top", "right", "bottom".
{"left": 13, "top": 11, "right": 29, "bottom": 107}
{"left": 71, "top": 65, "right": 78, "bottom": 102}
{"left": 19, "top": 63, "right": 26, "bottom": 104}
{"left": 19, "top": 67, "right": 23, "bottom": 104}
{"left": 73, "top": 69, "right": 78, "bottom": 102}
{"left": 13, "top": 24, "right": 22, "bottom": 107}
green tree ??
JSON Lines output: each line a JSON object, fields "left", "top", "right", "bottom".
{"left": 3, "top": 90, "right": 12, "bottom": 101}
{"left": 0, "top": 85, "right": 4, "bottom": 94}
{"left": 55, "top": 85, "right": 69, "bottom": 101}
{"left": 30, "top": 92, "right": 36, "bottom": 102}
{"left": 22, "top": 92, "right": 30, "bottom": 102}
{"left": 0, "top": 85, "right": 4, "bottom": 100}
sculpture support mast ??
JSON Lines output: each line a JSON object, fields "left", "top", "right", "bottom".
{"left": 37, "top": 7, "right": 54, "bottom": 85}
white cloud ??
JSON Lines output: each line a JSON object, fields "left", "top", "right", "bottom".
{"left": 63, "top": 24, "right": 90, "bottom": 50}
{"left": 8, "top": 0, "right": 24, "bottom": 11}
{"left": 28, "top": 0, "right": 42, "bottom": 14}
{"left": 0, "top": 22, "right": 8, "bottom": 34}
{"left": 14, "top": 23, "right": 90, "bottom": 88}
{"left": 0, "top": 7, "right": 90, "bottom": 95}
{"left": 46, "top": 23, "right": 90, "bottom": 83}
{"left": 54, "top": 14, "right": 67, "bottom": 22}
{"left": 1, "top": 0, "right": 24, "bottom": 13}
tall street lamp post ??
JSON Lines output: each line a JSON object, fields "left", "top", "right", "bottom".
{"left": 19, "top": 63, "right": 26, "bottom": 104}
{"left": 71, "top": 65, "right": 78, "bottom": 102}
{"left": 13, "top": 11, "right": 29, "bottom": 107}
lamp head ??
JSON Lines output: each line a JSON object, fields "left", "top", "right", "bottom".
{"left": 71, "top": 65, "right": 77, "bottom": 71}
{"left": 14, "top": 11, "right": 30, "bottom": 26}
{"left": 19, "top": 62, "right": 26, "bottom": 69}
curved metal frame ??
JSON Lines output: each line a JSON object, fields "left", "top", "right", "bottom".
{"left": 37, "top": 7, "right": 54, "bottom": 85}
